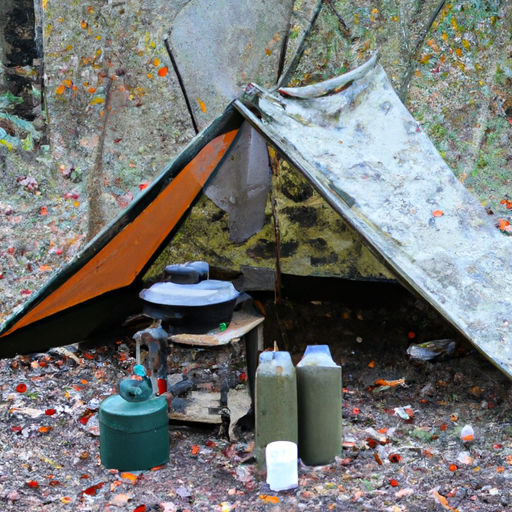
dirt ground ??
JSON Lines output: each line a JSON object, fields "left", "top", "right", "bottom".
{"left": 1, "top": 284, "right": 512, "bottom": 512}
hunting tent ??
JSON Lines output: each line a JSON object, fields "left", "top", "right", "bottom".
{"left": 2, "top": 57, "right": 512, "bottom": 382}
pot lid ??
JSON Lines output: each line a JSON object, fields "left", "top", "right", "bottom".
{"left": 139, "top": 280, "right": 239, "bottom": 306}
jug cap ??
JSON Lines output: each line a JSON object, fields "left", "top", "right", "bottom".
{"left": 297, "top": 345, "right": 339, "bottom": 367}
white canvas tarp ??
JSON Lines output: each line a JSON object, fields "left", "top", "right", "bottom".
{"left": 235, "top": 57, "right": 512, "bottom": 378}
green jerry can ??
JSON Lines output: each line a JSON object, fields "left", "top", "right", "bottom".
{"left": 297, "top": 345, "right": 342, "bottom": 466}
{"left": 255, "top": 351, "right": 298, "bottom": 469}
{"left": 99, "top": 395, "right": 169, "bottom": 471}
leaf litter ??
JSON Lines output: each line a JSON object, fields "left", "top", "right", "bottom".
{"left": 0, "top": 292, "right": 510, "bottom": 511}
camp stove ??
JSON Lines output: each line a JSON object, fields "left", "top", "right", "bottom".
{"left": 139, "top": 261, "right": 240, "bottom": 334}
{"left": 134, "top": 261, "right": 264, "bottom": 431}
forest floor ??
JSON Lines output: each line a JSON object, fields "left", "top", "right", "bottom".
{"left": 1, "top": 289, "right": 512, "bottom": 512}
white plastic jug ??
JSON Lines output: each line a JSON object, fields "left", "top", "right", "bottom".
{"left": 265, "top": 441, "right": 298, "bottom": 492}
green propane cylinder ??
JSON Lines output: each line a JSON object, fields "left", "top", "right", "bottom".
{"left": 255, "top": 351, "right": 298, "bottom": 469}
{"left": 99, "top": 395, "right": 169, "bottom": 471}
{"left": 297, "top": 345, "right": 342, "bottom": 466}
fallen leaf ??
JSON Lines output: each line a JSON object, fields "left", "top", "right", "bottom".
{"left": 82, "top": 482, "right": 104, "bottom": 496}
{"left": 368, "top": 360, "right": 375, "bottom": 368}
{"left": 197, "top": 98, "right": 206, "bottom": 113}
{"left": 389, "top": 479, "right": 399, "bottom": 487}
{"left": 431, "top": 490, "right": 458, "bottom": 511}
{"left": 158, "top": 67, "right": 168, "bottom": 77}
{"left": 353, "top": 490, "right": 363, "bottom": 501}
{"left": 191, "top": 444, "right": 200, "bottom": 455}
{"left": 499, "top": 219, "right": 510, "bottom": 231}
{"left": 375, "top": 378, "right": 405, "bottom": 387}
{"left": 16, "top": 383, "right": 27, "bottom": 393}
{"left": 367, "top": 438, "right": 378, "bottom": 448}
{"left": 111, "top": 493, "right": 131, "bottom": 504}
{"left": 120, "top": 472, "right": 138, "bottom": 484}
{"left": 374, "top": 452, "right": 383, "bottom": 465}
{"left": 389, "top": 453, "right": 402, "bottom": 463}
{"left": 396, "top": 488, "right": 414, "bottom": 498}
{"left": 432, "top": 210, "right": 444, "bottom": 217}
{"left": 55, "top": 85, "right": 66, "bottom": 95}
{"left": 449, "top": 464, "right": 457, "bottom": 471}
{"left": 259, "top": 495, "right": 279, "bottom": 504}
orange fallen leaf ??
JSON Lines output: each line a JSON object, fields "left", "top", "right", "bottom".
{"left": 191, "top": 444, "right": 200, "bottom": 455}
{"left": 432, "top": 490, "right": 458, "bottom": 511}
{"left": 432, "top": 210, "right": 444, "bottom": 217}
{"left": 374, "top": 378, "right": 405, "bottom": 387}
{"left": 389, "top": 479, "right": 399, "bottom": 487}
{"left": 497, "top": 466, "right": 505, "bottom": 472}
{"left": 374, "top": 452, "right": 383, "bottom": 465}
{"left": 197, "top": 98, "right": 207, "bottom": 113}
{"left": 158, "top": 66, "right": 168, "bottom": 77}
{"left": 120, "top": 472, "right": 138, "bottom": 483}
{"left": 40, "top": 206, "right": 49, "bottom": 215}
{"left": 449, "top": 464, "right": 457, "bottom": 471}
{"left": 259, "top": 495, "right": 279, "bottom": 504}
{"left": 499, "top": 219, "right": 510, "bottom": 230}
{"left": 55, "top": 85, "right": 66, "bottom": 95}
{"left": 368, "top": 360, "right": 375, "bottom": 368}
{"left": 353, "top": 490, "right": 364, "bottom": 501}
{"left": 152, "top": 58, "right": 160, "bottom": 66}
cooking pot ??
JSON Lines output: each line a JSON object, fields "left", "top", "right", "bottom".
{"left": 139, "top": 280, "right": 239, "bottom": 334}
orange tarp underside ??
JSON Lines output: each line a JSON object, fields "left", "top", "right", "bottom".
{"left": 1, "top": 130, "right": 238, "bottom": 338}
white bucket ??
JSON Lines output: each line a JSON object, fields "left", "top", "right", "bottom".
{"left": 265, "top": 441, "right": 298, "bottom": 491}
